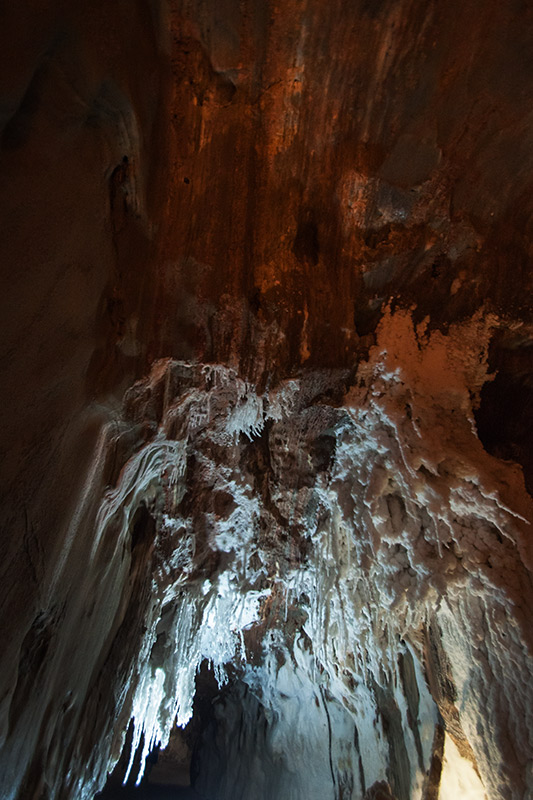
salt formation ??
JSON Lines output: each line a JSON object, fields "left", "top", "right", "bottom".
{"left": 79, "top": 309, "right": 532, "bottom": 799}
{"left": 2, "top": 310, "right": 530, "bottom": 800}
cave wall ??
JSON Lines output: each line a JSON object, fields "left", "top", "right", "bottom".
{"left": 0, "top": 3, "right": 171, "bottom": 797}
{"left": 0, "top": 1, "right": 532, "bottom": 799}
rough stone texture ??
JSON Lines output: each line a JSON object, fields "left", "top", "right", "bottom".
{"left": 0, "top": 1, "right": 532, "bottom": 799}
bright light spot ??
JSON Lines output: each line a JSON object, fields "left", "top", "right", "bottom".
{"left": 439, "top": 734, "right": 487, "bottom": 800}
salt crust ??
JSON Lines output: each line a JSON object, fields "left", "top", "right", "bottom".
{"left": 72, "top": 309, "right": 532, "bottom": 798}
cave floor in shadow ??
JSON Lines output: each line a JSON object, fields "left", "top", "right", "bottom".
{"left": 95, "top": 785, "right": 206, "bottom": 799}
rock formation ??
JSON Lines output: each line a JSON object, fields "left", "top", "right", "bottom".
{"left": 0, "top": 2, "right": 532, "bottom": 799}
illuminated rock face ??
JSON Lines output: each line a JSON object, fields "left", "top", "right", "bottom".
{"left": 1, "top": 2, "right": 533, "bottom": 800}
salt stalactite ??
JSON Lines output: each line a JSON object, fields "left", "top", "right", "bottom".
{"left": 18, "top": 310, "right": 529, "bottom": 800}
{"left": 109, "top": 312, "right": 532, "bottom": 797}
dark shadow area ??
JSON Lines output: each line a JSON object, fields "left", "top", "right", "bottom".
{"left": 475, "top": 340, "right": 533, "bottom": 495}
{"left": 95, "top": 663, "right": 223, "bottom": 800}
{"left": 96, "top": 787, "right": 205, "bottom": 799}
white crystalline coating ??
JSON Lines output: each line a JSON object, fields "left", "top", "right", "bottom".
{"left": 225, "top": 392, "right": 264, "bottom": 440}
{"left": 122, "top": 577, "right": 268, "bottom": 784}
{"left": 82, "top": 309, "right": 533, "bottom": 799}
{"left": 124, "top": 667, "right": 166, "bottom": 785}
{"left": 209, "top": 478, "right": 260, "bottom": 553}
{"left": 91, "top": 435, "right": 187, "bottom": 561}
{"left": 265, "top": 379, "right": 301, "bottom": 422}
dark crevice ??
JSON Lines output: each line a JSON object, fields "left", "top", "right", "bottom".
{"left": 475, "top": 343, "right": 533, "bottom": 495}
